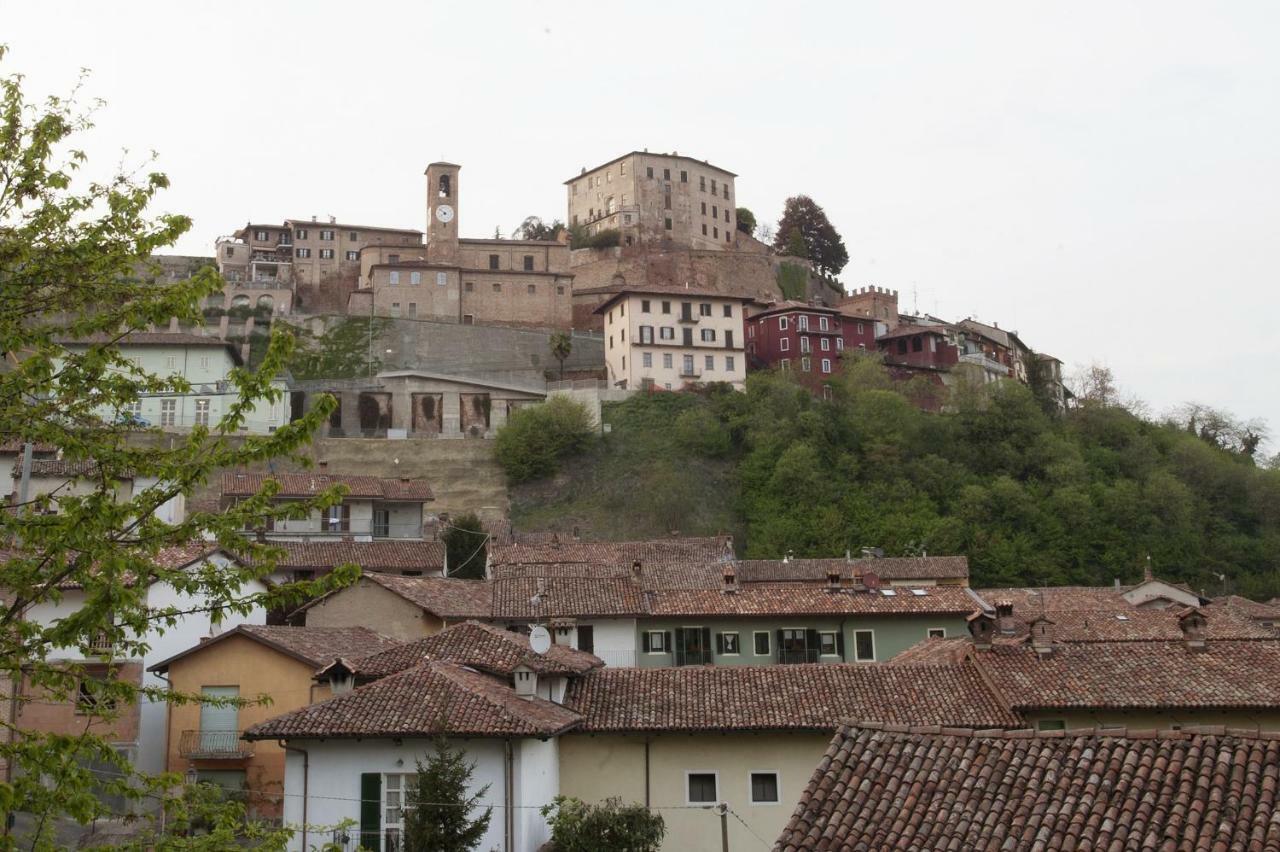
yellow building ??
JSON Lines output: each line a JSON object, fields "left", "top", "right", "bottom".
{"left": 148, "top": 625, "right": 399, "bottom": 819}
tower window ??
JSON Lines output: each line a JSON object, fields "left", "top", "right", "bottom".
{"left": 489, "top": 254, "right": 500, "bottom": 270}
{"left": 438, "top": 174, "right": 451, "bottom": 198}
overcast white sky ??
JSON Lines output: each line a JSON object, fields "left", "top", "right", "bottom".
{"left": 6, "top": 1, "right": 1278, "bottom": 432}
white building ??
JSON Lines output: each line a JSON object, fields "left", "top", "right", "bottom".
{"left": 595, "top": 287, "right": 755, "bottom": 391}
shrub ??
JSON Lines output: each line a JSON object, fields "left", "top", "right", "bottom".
{"left": 494, "top": 396, "right": 595, "bottom": 483}
{"left": 442, "top": 511, "right": 488, "bottom": 579}
{"left": 673, "top": 407, "right": 731, "bottom": 458}
{"left": 541, "top": 796, "right": 665, "bottom": 852}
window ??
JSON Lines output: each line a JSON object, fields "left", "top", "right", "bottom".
{"left": 224, "top": 246, "right": 234, "bottom": 258}
{"left": 857, "top": 321, "right": 865, "bottom": 334}
{"left": 621, "top": 355, "right": 626, "bottom": 370}
{"left": 345, "top": 250, "right": 358, "bottom": 261}
{"left": 717, "top": 632, "right": 740, "bottom": 655}
{"left": 678, "top": 170, "right": 688, "bottom": 183}
{"left": 437, "top": 272, "right": 447, "bottom": 287}
{"left": 464, "top": 281, "right": 474, "bottom": 292}
{"left": 801, "top": 357, "right": 811, "bottom": 372}
{"left": 700, "top": 328, "right": 716, "bottom": 343}
{"left": 664, "top": 218, "right": 672, "bottom": 230}
{"left": 641, "top": 299, "right": 651, "bottom": 312}
{"left": 388, "top": 254, "right": 399, "bottom": 264}
{"left": 410, "top": 271, "right": 422, "bottom": 285}
{"left": 854, "top": 630, "right": 875, "bottom": 661}
{"left": 702, "top": 224, "right": 708, "bottom": 236}
{"left": 296, "top": 247, "right": 312, "bottom": 258}
{"left": 663, "top": 168, "right": 671, "bottom": 180}
{"left": 778, "top": 316, "right": 789, "bottom": 331}
{"left": 686, "top": 773, "right": 718, "bottom": 805}
{"left": 664, "top": 191, "right": 671, "bottom": 210}
{"left": 639, "top": 326, "right": 654, "bottom": 344}
{"left": 642, "top": 352, "right": 652, "bottom": 368}
{"left": 646, "top": 166, "right": 654, "bottom": 178}
{"left": 253, "top": 230, "right": 268, "bottom": 241}
{"left": 723, "top": 304, "right": 732, "bottom": 318}
{"left": 682, "top": 354, "right": 695, "bottom": 375}
{"left": 704, "top": 355, "right": 714, "bottom": 371}
{"left": 160, "top": 399, "right": 176, "bottom": 427}
{"left": 295, "top": 228, "right": 308, "bottom": 240}
{"left": 194, "top": 399, "right": 210, "bottom": 426}
{"left": 753, "top": 631, "right": 771, "bottom": 655}
{"left": 820, "top": 338, "right": 830, "bottom": 351}
{"left": 912, "top": 336, "right": 924, "bottom": 353}
{"left": 198, "top": 355, "right": 210, "bottom": 370}
{"left": 749, "top": 325, "right": 756, "bottom": 338}
{"left": 800, "top": 337, "right": 811, "bottom": 353}
{"left": 489, "top": 254, "right": 500, "bottom": 270}
{"left": 836, "top": 338, "right": 845, "bottom": 351}
{"left": 320, "top": 229, "right": 334, "bottom": 241}
{"left": 661, "top": 300, "right": 671, "bottom": 314}
{"left": 662, "top": 353, "right": 673, "bottom": 368}
{"left": 493, "top": 282, "right": 502, "bottom": 293}
{"left": 821, "top": 358, "right": 832, "bottom": 373}
{"left": 121, "top": 399, "right": 142, "bottom": 418}
{"left": 388, "top": 270, "right": 399, "bottom": 285}
{"left": 927, "top": 628, "right": 946, "bottom": 639}
{"left": 390, "top": 302, "right": 400, "bottom": 316}
{"left": 660, "top": 327, "right": 675, "bottom": 341}
{"left": 712, "top": 205, "right": 718, "bottom": 218}
{"left": 620, "top": 161, "right": 627, "bottom": 176}
{"left": 798, "top": 315, "right": 809, "bottom": 331}
{"left": 76, "top": 669, "right": 116, "bottom": 713}
{"left": 527, "top": 284, "right": 536, "bottom": 295}
{"left": 819, "top": 631, "right": 839, "bottom": 656}
{"left": 724, "top": 184, "right": 730, "bottom": 199}
{"left": 780, "top": 338, "right": 790, "bottom": 352}
{"left": 699, "top": 303, "right": 712, "bottom": 317}
{"left": 643, "top": 630, "right": 669, "bottom": 653}
{"left": 383, "top": 772, "right": 417, "bottom": 838}
{"left": 1037, "top": 719, "right": 1067, "bottom": 732}
{"left": 725, "top": 355, "right": 735, "bottom": 371}
{"left": 462, "top": 314, "right": 474, "bottom": 324}
{"left": 700, "top": 176, "right": 707, "bottom": 191}
{"left": 321, "top": 503, "right": 350, "bottom": 532}
{"left": 349, "top": 231, "right": 358, "bottom": 240}
{"left": 713, "top": 227, "right": 719, "bottom": 239}
{"left": 750, "top": 772, "right": 780, "bottom": 804}
{"left": 523, "top": 255, "right": 534, "bottom": 271}
{"left": 711, "top": 179, "right": 718, "bottom": 194}
{"left": 725, "top": 209, "right": 730, "bottom": 222}
{"left": 780, "top": 358, "right": 790, "bottom": 370}
{"left": 557, "top": 285, "right": 565, "bottom": 295}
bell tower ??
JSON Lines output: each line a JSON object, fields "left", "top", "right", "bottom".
{"left": 425, "top": 162, "right": 461, "bottom": 265}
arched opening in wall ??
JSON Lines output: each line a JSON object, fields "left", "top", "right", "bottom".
{"left": 411, "top": 393, "right": 443, "bottom": 435}
{"left": 459, "top": 393, "right": 491, "bottom": 437}
{"left": 230, "top": 295, "right": 251, "bottom": 309}
{"left": 256, "top": 295, "right": 274, "bottom": 312}
{"left": 438, "top": 174, "right": 451, "bottom": 198}
{"left": 358, "top": 392, "right": 392, "bottom": 437}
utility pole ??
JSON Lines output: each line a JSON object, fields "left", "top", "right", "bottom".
{"left": 714, "top": 802, "right": 729, "bottom": 852}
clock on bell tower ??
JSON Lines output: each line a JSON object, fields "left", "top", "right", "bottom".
{"left": 425, "top": 162, "right": 461, "bottom": 266}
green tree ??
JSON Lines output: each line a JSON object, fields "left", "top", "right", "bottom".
{"left": 513, "top": 215, "right": 566, "bottom": 242}
{"left": 772, "top": 195, "right": 849, "bottom": 275}
{"left": 0, "top": 50, "right": 348, "bottom": 847}
{"left": 403, "top": 737, "right": 493, "bottom": 852}
{"left": 494, "top": 397, "right": 595, "bottom": 483}
{"left": 442, "top": 511, "right": 488, "bottom": 579}
{"left": 550, "top": 331, "right": 573, "bottom": 379}
{"left": 735, "top": 207, "right": 756, "bottom": 235}
{"left": 541, "top": 796, "right": 665, "bottom": 852}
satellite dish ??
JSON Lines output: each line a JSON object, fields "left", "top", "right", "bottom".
{"left": 529, "top": 625, "right": 551, "bottom": 655}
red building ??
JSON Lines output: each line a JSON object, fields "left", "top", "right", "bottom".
{"left": 745, "top": 302, "right": 879, "bottom": 388}
{"left": 876, "top": 324, "right": 960, "bottom": 371}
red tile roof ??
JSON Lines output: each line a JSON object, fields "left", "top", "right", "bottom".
{"left": 149, "top": 625, "right": 400, "bottom": 673}
{"left": 221, "top": 472, "right": 433, "bottom": 501}
{"left": 492, "top": 575, "right": 646, "bottom": 619}
{"left": 777, "top": 725, "right": 1280, "bottom": 852}
{"left": 886, "top": 636, "right": 974, "bottom": 666}
{"left": 645, "top": 584, "right": 980, "bottom": 617}
{"left": 735, "top": 556, "right": 968, "bottom": 583}
{"left": 13, "top": 459, "right": 124, "bottom": 479}
{"left": 978, "top": 640, "right": 1280, "bottom": 710}
{"left": 875, "top": 323, "right": 953, "bottom": 342}
{"left": 488, "top": 535, "right": 733, "bottom": 568}
{"left": 1210, "top": 594, "right": 1280, "bottom": 622}
{"left": 992, "top": 607, "right": 1274, "bottom": 642}
{"left": 563, "top": 663, "right": 1019, "bottom": 733}
{"left": 268, "top": 540, "right": 446, "bottom": 573}
{"left": 360, "top": 574, "right": 491, "bottom": 619}
{"left": 352, "top": 621, "right": 601, "bottom": 679}
{"left": 244, "top": 662, "right": 580, "bottom": 740}
{"left": 0, "top": 440, "right": 56, "bottom": 454}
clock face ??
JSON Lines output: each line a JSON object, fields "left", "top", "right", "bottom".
{"left": 435, "top": 204, "right": 454, "bottom": 224}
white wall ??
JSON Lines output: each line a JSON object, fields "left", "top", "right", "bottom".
{"left": 133, "top": 475, "right": 186, "bottom": 526}
{"left": 283, "top": 737, "right": 513, "bottom": 852}
{"left": 581, "top": 619, "right": 637, "bottom": 668}
{"left": 514, "top": 738, "right": 558, "bottom": 852}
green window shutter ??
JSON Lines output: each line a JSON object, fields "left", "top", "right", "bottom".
{"left": 664, "top": 631, "right": 673, "bottom": 656}
{"left": 715, "top": 633, "right": 724, "bottom": 655}
{"left": 642, "top": 631, "right": 651, "bottom": 653}
{"left": 701, "top": 627, "right": 712, "bottom": 659}
{"left": 776, "top": 629, "right": 784, "bottom": 663}
{"left": 359, "top": 772, "right": 381, "bottom": 850}
{"left": 836, "top": 630, "right": 846, "bottom": 661}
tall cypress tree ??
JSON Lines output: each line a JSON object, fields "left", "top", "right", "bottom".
{"left": 403, "top": 736, "right": 493, "bottom": 852}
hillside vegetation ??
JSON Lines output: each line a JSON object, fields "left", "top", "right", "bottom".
{"left": 508, "top": 360, "right": 1280, "bottom": 596}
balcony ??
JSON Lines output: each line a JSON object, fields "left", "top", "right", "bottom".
{"left": 778, "top": 649, "right": 822, "bottom": 665}
{"left": 87, "top": 631, "right": 114, "bottom": 655}
{"left": 592, "top": 649, "right": 637, "bottom": 667}
{"left": 678, "top": 369, "right": 702, "bottom": 379}
{"left": 178, "top": 730, "right": 253, "bottom": 760}
{"left": 678, "top": 313, "right": 700, "bottom": 325}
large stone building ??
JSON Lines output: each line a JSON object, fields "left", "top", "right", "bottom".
{"left": 566, "top": 151, "right": 738, "bottom": 251}
{"left": 347, "top": 163, "right": 575, "bottom": 328}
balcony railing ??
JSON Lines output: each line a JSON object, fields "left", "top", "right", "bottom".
{"left": 679, "top": 369, "right": 701, "bottom": 379}
{"left": 591, "top": 649, "right": 637, "bottom": 667}
{"left": 674, "top": 649, "right": 714, "bottom": 666}
{"left": 178, "top": 730, "right": 253, "bottom": 760}
{"left": 778, "top": 649, "right": 822, "bottom": 665}
{"left": 88, "top": 631, "right": 114, "bottom": 655}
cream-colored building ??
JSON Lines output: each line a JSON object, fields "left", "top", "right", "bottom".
{"left": 596, "top": 287, "right": 753, "bottom": 390}
{"left": 565, "top": 151, "right": 738, "bottom": 250}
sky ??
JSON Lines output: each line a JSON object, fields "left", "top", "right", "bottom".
{"left": 5, "top": 1, "right": 1279, "bottom": 434}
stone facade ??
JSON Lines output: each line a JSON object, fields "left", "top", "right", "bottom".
{"left": 838, "top": 285, "right": 900, "bottom": 326}
{"left": 565, "top": 152, "right": 738, "bottom": 251}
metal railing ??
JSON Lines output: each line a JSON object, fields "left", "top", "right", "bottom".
{"left": 592, "top": 650, "right": 637, "bottom": 667}
{"left": 178, "top": 730, "right": 253, "bottom": 759}
{"left": 777, "top": 649, "right": 821, "bottom": 665}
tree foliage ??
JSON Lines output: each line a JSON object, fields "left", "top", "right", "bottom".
{"left": 0, "top": 51, "right": 350, "bottom": 848}
{"left": 513, "top": 216, "right": 565, "bottom": 242}
{"left": 772, "top": 195, "right": 849, "bottom": 276}
{"left": 402, "top": 737, "right": 492, "bottom": 852}
{"left": 550, "top": 331, "right": 573, "bottom": 380}
{"left": 442, "top": 511, "right": 488, "bottom": 579}
{"left": 494, "top": 396, "right": 595, "bottom": 483}
{"left": 541, "top": 796, "right": 665, "bottom": 852}
{"left": 285, "top": 316, "right": 391, "bottom": 379}
{"left": 735, "top": 207, "right": 756, "bottom": 235}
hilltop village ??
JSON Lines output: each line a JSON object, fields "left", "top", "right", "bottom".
{"left": 10, "top": 149, "right": 1280, "bottom": 852}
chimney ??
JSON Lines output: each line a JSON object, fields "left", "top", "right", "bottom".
{"left": 1178, "top": 607, "right": 1208, "bottom": 653}
{"left": 572, "top": 525, "right": 580, "bottom": 540}
{"left": 995, "top": 601, "right": 1016, "bottom": 636}
{"left": 722, "top": 565, "right": 739, "bottom": 594}
{"left": 513, "top": 667, "right": 537, "bottom": 699}
{"left": 1029, "top": 615, "right": 1055, "bottom": 658}
{"left": 317, "top": 461, "right": 328, "bottom": 471}
{"left": 1114, "top": 577, "right": 1121, "bottom": 590}
{"left": 631, "top": 559, "right": 642, "bottom": 579}
{"left": 826, "top": 567, "right": 842, "bottom": 592}
{"left": 967, "top": 611, "right": 995, "bottom": 651}
{"left": 1143, "top": 556, "right": 1154, "bottom": 583}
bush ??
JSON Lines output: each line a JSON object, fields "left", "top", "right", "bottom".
{"left": 673, "top": 407, "right": 732, "bottom": 458}
{"left": 541, "top": 796, "right": 665, "bottom": 852}
{"left": 442, "top": 511, "right": 488, "bottom": 579}
{"left": 494, "top": 397, "right": 595, "bottom": 483}
{"left": 571, "top": 227, "right": 621, "bottom": 250}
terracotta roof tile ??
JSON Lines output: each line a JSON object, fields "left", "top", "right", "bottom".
{"left": 564, "top": 663, "right": 1019, "bottom": 733}
{"left": 777, "top": 726, "right": 1280, "bottom": 852}
{"left": 492, "top": 575, "right": 646, "bottom": 619}
{"left": 1210, "top": 594, "right": 1280, "bottom": 622}
{"left": 645, "top": 584, "right": 980, "bottom": 617}
{"left": 352, "top": 621, "right": 601, "bottom": 679}
{"left": 150, "top": 625, "right": 400, "bottom": 672}
{"left": 267, "top": 540, "right": 446, "bottom": 573}
{"left": 221, "top": 472, "right": 433, "bottom": 501}
{"left": 735, "top": 556, "right": 968, "bottom": 583}
{"left": 993, "top": 607, "right": 1274, "bottom": 642}
{"left": 361, "top": 574, "right": 491, "bottom": 619}
{"left": 244, "top": 662, "right": 580, "bottom": 739}
{"left": 14, "top": 459, "right": 124, "bottom": 479}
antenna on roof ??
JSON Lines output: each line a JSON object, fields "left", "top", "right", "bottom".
{"left": 529, "top": 624, "right": 551, "bottom": 655}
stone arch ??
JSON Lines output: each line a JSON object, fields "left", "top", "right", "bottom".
{"left": 256, "top": 294, "right": 274, "bottom": 312}
{"left": 230, "top": 295, "right": 250, "bottom": 309}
